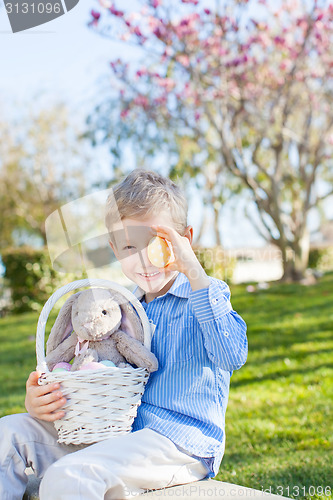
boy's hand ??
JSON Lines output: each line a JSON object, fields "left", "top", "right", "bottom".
{"left": 25, "top": 371, "right": 66, "bottom": 422}
{"left": 151, "top": 225, "right": 210, "bottom": 291}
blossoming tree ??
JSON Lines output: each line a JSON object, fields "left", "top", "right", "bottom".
{"left": 89, "top": 0, "right": 333, "bottom": 280}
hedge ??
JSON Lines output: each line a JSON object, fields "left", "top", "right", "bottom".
{"left": 1, "top": 246, "right": 84, "bottom": 314}
{"left": 308, "top": 246, "right": 333, "bottom": 271}
{"left": 193, "top": 246, "right": 235, "bottom": 282}
{"left": 1, "top": 245, "right": 235, "bottom": 315}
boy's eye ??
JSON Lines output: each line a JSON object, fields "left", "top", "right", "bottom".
{"left": 123, "top": 245, "right": 135, "bottom": 250}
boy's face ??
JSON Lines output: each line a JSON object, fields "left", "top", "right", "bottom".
{"left": 109, "top": 212, "right": 181, "bottom": 302}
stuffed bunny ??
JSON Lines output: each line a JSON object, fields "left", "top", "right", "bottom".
{"left": 45, "top": 288, "right": 158, "bottom": 373}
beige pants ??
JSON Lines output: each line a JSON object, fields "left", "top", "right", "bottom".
{"left": 0, "top": 413, "right": 207, "bottom": 500}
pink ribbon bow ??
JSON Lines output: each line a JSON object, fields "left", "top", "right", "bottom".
{"left": 75, "top": 338, "right": 90, "bottom": 356}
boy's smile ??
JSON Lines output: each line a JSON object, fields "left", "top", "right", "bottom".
{"left": 109, "top": 213, "right": 180, "bottom": 302}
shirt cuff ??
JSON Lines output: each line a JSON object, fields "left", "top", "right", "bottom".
{"left": 188, "top": 281, "right": 232, "bottom": 323}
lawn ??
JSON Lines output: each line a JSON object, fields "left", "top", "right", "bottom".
{"left": 0, "top": 273, "right": 332, "bottom": 499}
{"left": 218, "top": 272, "right": 333, "bottom": 500}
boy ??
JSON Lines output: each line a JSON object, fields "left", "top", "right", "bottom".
{"left": 0, "top": 170, "right": 247, "bottom": 500}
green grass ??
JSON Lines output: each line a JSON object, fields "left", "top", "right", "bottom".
{"left": 0, "top": 310, "right": 57, "bottom": 416}
{"left": 0, "top": 274, "right": 332, "bottom": 499}
{"left": 217, "top": 272, "right": 333, "bottom": 499}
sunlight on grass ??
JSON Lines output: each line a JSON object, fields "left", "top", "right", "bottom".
{"left": 218, "top": 272, "right": 333, "bottom": 499}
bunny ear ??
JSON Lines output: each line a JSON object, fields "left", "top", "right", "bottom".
{"left": 46, "top": 292, "right": 81, "bottom": 355}
{"left": 119, "top": 302, "right": 145, "bottom": 343}
{"left": 106, "top": 290, "right": 144, "bottom": 343}
{"left": 104, "top": 290, "right": 144, "bottom": 343}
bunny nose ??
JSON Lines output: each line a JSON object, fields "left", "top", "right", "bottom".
{"left": 83, "top": 322, "right": 94, "bottom": 331}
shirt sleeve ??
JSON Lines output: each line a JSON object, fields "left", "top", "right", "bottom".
{"left": 188, "top": 279, "right": 248, "bottom": 371}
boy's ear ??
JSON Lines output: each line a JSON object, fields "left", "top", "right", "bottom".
{"left": 184, "top": 225, "right": 193, "bottom": 245}
{"left": 109, "top": 240, "right": 119, "bottom": 259}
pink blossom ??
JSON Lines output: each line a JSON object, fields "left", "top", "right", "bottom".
{"left": 176, "top": 54, "right": 190, "bottom": 67}
{"left": 98, "top": 0, "right": 111, "bottom": 7}
{"left": 154, "top": 24, "right": 168, "bottom": 39}
{"left": 219, "top": 48, "right": 228, "bottom": 56}
{"left": 274, "top": 36, "right": 285, "bottom": 46}
{"left": 148, "top": 16, "right": 160, "bottom": 31}
{"left": 276, "top": 76, "right": 285, "bottom": 86}
{"left": 109, "top": 4, "right": 124, "bottom": 17}
{"left": 154, "top": 96, "right": 167, "bottom": 106}
{"left": 133, "top": 95, "right": 149, "bottom": 108}
{"left": 91, "top": 10, "right": 101, "bottom": 21}
{"left": 132, "top": 26, "right": 143, "bottom": 37}
{"left": 155, "top": 77, "right": 176, "bottom": 91}
{"left": 295, "top": 71, "right": 304, "bottom": 81}
{"left": 109, "top": 60, "right": 118, "bottom": 71}
{"left": 120, "top": 109, "right": 129, "bottom": 119}
{"left": 183, "top": 81, "right": 195, "bottom": 99}
{"left": 120, "top": 32, "right": 131, "bottom": 41}
{"left": 296, "top": 17, "right": 308, "bottom": 30}
{"left": 163, "top": 46, "right": 173, "bottom": 57}
{"left": 136, "top": 68, "right": 148, "bottom": 77}
{"left": 279, "top": 60, "right": 292, "bottom": 72}
{"left": 95, "top": 0, "right": 333, "bottom": 207}
{"left": 257, "top": 33, "right": 271, "bottom": 48}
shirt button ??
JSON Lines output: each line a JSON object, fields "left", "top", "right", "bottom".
{"left": 224, "top": 331, "right": 229, "bottom": 337}
{"left": 211, "top": 298, "right": 218, "bottom": 305}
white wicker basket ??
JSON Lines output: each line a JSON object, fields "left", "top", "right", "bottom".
{"left": 36, "top": 279, "right": 152, "bottom": 446}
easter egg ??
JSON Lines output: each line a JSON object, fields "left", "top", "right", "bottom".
{"left": 80, "top": 362, "right": 104, "bottom": 371}
{"left": 147, "top": 236, "right": 174, "bottom": 268}
{"left": 53, "top": 362, "right": 71, "bottom": 372}
{"left": 52, "top": 368, "right": 68, "bottom": 373}
{"left": 100, "top": 360, "right": 116, "bottom": 368}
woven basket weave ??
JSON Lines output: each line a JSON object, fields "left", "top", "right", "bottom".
{"left": 36, "top": 279, "right": 152, "bottom": 446}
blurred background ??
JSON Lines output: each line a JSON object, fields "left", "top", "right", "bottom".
{"left": 1, "top": 0, "right": 333, "bottom": 314}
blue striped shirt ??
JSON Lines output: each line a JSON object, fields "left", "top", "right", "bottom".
{"left": 132, "top": 272, "right": 248, "bottom": 476}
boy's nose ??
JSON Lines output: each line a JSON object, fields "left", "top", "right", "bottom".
{"left": 139, "top": 247, "right": 155, "bottom": 270}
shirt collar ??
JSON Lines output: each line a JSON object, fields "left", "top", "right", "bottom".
{"left": 134, "top": 272, "right": 191, "bottom": 301}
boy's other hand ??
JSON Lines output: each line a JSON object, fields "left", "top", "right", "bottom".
{"left": 25, "top": 371, "right": 66, "bottom": 422}
{"left": 152, "top": 225, "right": 210, "bottom": 291}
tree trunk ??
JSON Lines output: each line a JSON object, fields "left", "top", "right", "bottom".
{"left": 280, "top": 229, "right": 310, "bottom": 281}
{"left": 194, "top": 204, "right": 209, "bottom": 245}
{"left": 213, "top": 206, "right": 222, "bottom": 246}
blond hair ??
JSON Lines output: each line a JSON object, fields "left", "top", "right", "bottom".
{"left": 105, "top": 169, "right": 188, "bottom": 235}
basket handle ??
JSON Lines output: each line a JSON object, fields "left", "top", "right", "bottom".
{"left": 36, "top": 279, "right": 152, "bottom": 373}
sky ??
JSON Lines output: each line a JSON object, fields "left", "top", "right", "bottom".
{"left": 0, "top": 1, "right": 119, "bottom": 110}
{"left": 0, "top": 0, "right": 330, "bottom": 251}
